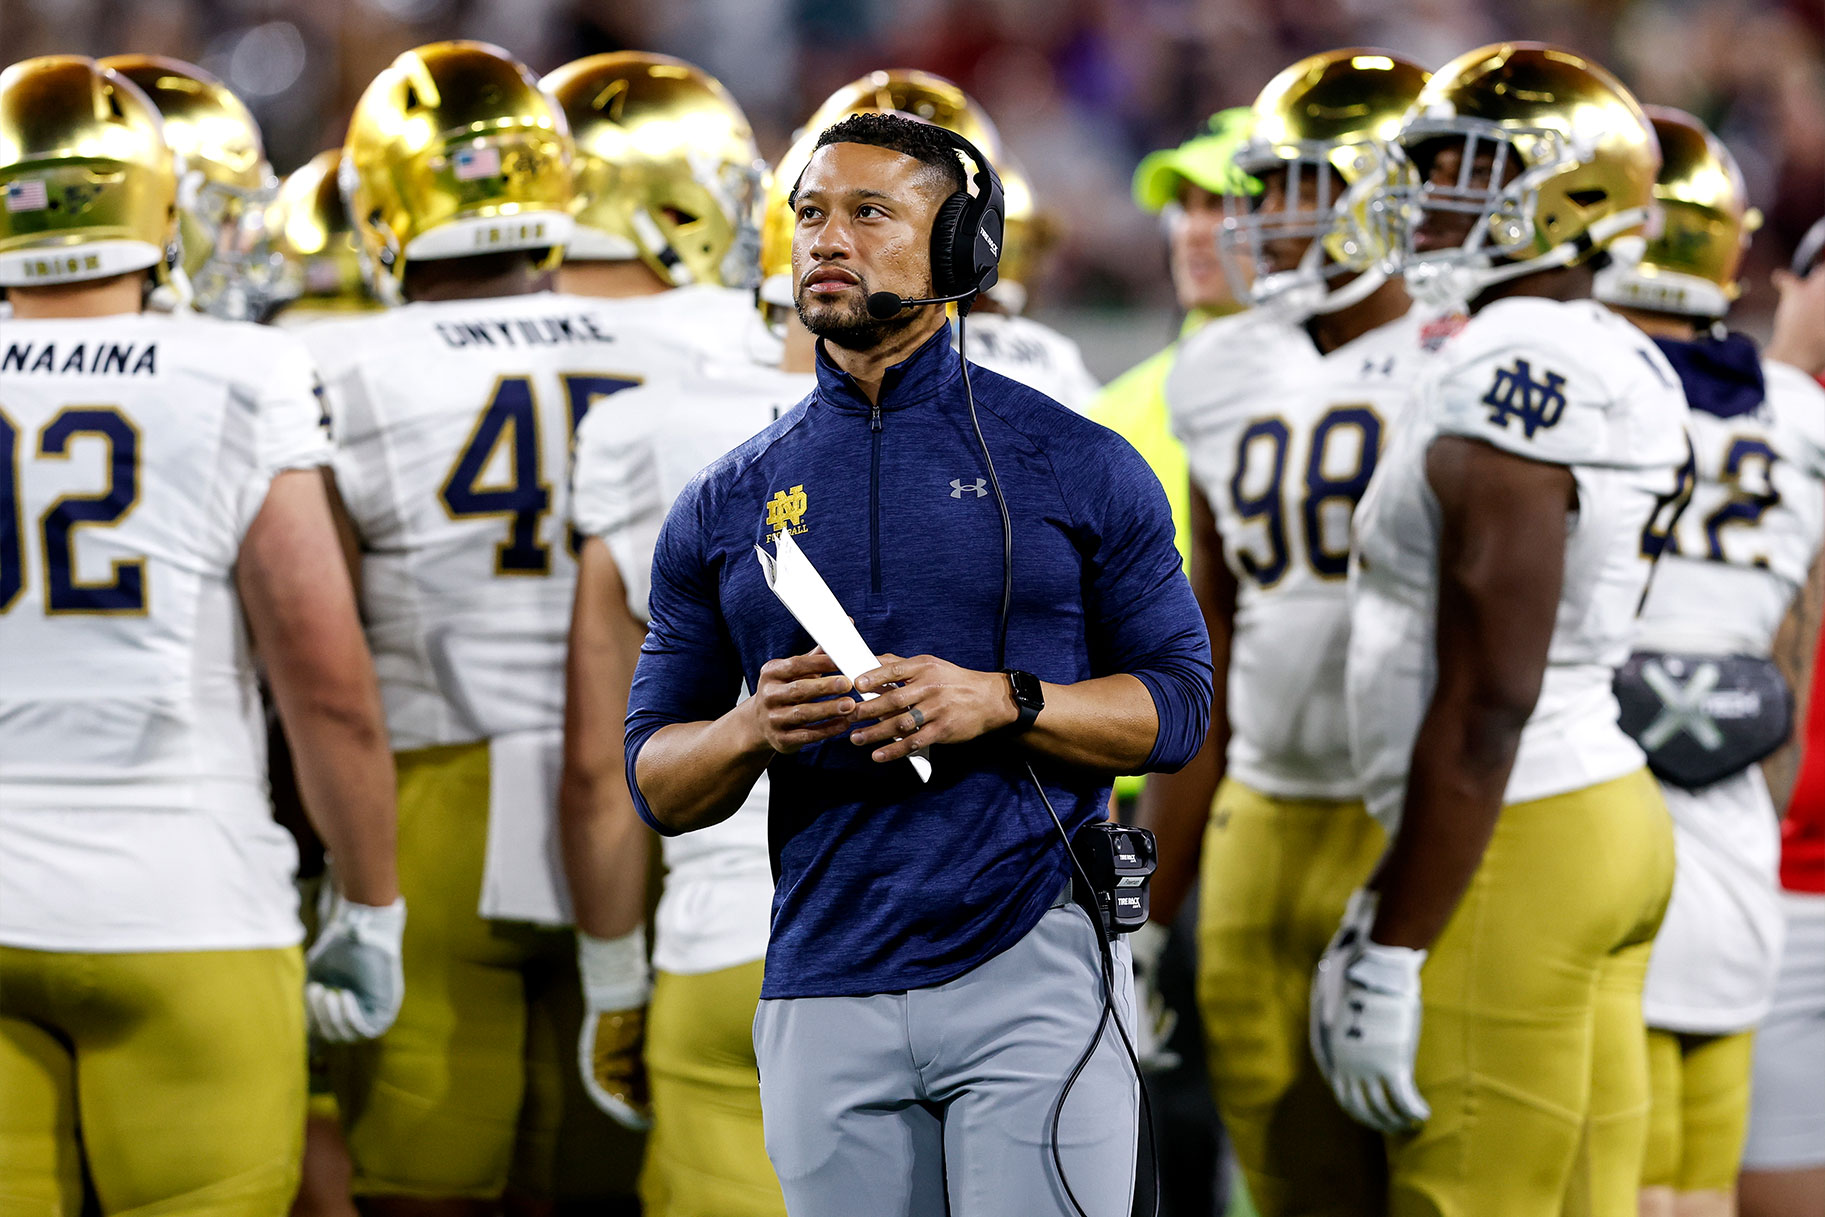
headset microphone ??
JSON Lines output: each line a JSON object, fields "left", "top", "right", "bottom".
{"left": 864, "top": 287, "right": 980, "bottom": 319}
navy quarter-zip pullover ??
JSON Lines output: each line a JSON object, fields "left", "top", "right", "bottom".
{"left": 625, "top": 324, "right": 1212, "bottom": 998}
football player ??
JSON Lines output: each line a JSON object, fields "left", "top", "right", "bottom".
{"left": 98, "top": 55, "right": 279, "bottom": 320}
{"left": 1310, "top": 43, "right": 1688, "bottom": 1217}
{"left": 542, "top": 52, "right": 770, "bottom": 355}
{"left": 264, "top": 150, "right": 382, "bottom": 326}
{"left": 761, "top": 69, "right": 1099, "bottom": 407}
{"left": 0, "top": 55, "right": 400, "bottom": 1214}
{"left": 1739, "top": 217, "right": 1825, "bottom": 1217}
{"left": 565, "top": 343, "right": 808, "bottom": 1216}
{"left": 1133, "top": 48, "right": 1432, "bottom": 1217}
{"left": 536, "top": 47, "right": 773, "bottom": 1160}
{"left": 1593, "top": 110, "right": 1825, "bottom": 1217}
{"left": 305, "top": 41, "right": 696, "bottom": 1210}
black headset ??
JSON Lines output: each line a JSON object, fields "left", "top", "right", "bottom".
{"left": 926, "top": 126, "right": 1006, "bottom": 307}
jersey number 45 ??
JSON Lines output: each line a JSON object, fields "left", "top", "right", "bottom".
{"left": 438, "top": 373, "right": 638, "bottom": 576}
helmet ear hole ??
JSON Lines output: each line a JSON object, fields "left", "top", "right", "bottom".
{"left": 1567, "top": 188, "right": 1607, "bottom": 207}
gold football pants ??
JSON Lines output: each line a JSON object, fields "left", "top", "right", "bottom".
{"left": 1641, "top": 1029, "right": 1755, "bottom": 1193}
{"left": 642, "top": 960, "right": 785, "bottom": 1217}
{"left": 1195, "top": 777, "right": 1390, "bottom": 1217}
{"left": 1396, "top": 769, "right": 1675, "bottom": 1217}
{"left": 0, "top": 944, "right": 305, "bottom": 1217}
{"left": 327, "top": 741, "right": 642, "bottom": 1201}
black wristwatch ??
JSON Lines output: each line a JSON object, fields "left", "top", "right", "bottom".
{"left": 1004, "top": 669, "right": 1044, "bottom": 732}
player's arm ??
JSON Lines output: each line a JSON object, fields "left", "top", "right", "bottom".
{"left": 239, "top": 468, "right": 404, "bottom": 1044}
{"left": 561, "top": 538, "right": 654, "bottom": 938}
{"left": 562, "top": 536, "right": 660, "bottom": 1130}
{"left": 1135, "top": 482, "right": 1234, "bottom": 924}
{"left": 1368, "top": 436, "right": 1572, "bottom": 949}
{"left": 239, "top": 469, "right": 396, "bottom": 906}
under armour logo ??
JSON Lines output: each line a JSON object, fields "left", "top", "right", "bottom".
{"left": 1362, "top": 356, "right": 1395, "bottom": 378}
{"left": 951, "top": 478, "right": 988, "bottom": 499}
{"left": 1346, "top": 998, "right": 1367, "bottom": 1040}
{"left": 1640, "top": 658, "right": 1762, "bottom": 751}
{"left": 1481, "top": 358, "right": 1569, "bottom": 438}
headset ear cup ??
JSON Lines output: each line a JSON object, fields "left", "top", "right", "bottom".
{"left": 931, "top": 191, "right": 971, "bottom": 297}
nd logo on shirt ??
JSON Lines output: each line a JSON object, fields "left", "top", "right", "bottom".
{"left": 1482, "top": 358, "right": 1570, "bottom": 438}
{"left": 766, "top": 484, "right": 808, "bottom": 539}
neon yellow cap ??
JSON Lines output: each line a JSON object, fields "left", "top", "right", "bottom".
{"left": 1132, "top": 107, "right": 1261, "bottom": 212}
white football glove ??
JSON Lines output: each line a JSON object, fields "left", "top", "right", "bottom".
{"left": 306, "top": 895, "right": 406, "bottom": 1043}
{"left": 578, "top": 927, "right": 653, "bottom": 1131}
{"left": 1310, "top": 888, "right": 1430, "bottom": 1134}
{"left": 1128, "top": 920, "right": 1181, "bottom": 1073}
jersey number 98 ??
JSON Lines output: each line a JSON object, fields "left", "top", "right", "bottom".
{"left": 1229, "top": 405, "right": 1381, "bottom": 586}
{"left": 0, "top": 406, "right": 145, "bottom": 616}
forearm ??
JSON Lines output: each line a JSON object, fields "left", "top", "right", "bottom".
{"left": 560, "top": 546, "right": 653, "bottom": 937}
{"left": 241, "top": 470, "right": 397, "bottom": 907}
{"left": 1369, "top": 690, "right": 1524, "bottom": 949}
{"left": 285, "top": 699, "right": 400, "bottom": 906}
{"left": 631, "top": 709, "right": 773, "bottom": 834}
{"left": 1022, "top": 673, "right": 1160, "bottom": 772}
{"left": 560, "top": 772, "right": 652, "bottom": 937}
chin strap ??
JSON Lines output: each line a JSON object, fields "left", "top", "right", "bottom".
{"left": 1408, "top": 208, "right": 1650, "bottom": 310}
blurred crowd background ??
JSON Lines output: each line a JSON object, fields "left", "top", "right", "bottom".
{"left": 7, "top": 0, "right": 1822, "bottom": 374}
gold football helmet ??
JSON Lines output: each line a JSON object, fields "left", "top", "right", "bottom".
{"left": 265, "top": 150, "right": 379, "bottom": 320}
{"left": 1223, "top": 49, "right": 1429, "bottom": 318}
{"left": 757, "top": 69, "right": 1004, "bottom": 311}
{"left": 1594, "top": 107, "right": 1760, "bottom": 318}
{"left": 541, "top": 52, "right": 762, "bottom": 289}
{"left": 99, "top": 55, "right": 275, "bottom": 314}
{"left": 0, "top": 56, "right": 177, "bottom": 288}
{"left": 343, "top": 41, "right": 573, "bottom": 304}
{"left": 1395, "top": 42, "right": 1661, "bottom": 306}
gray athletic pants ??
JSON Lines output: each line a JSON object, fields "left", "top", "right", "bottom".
{"left": 752, "top": 887, "right": 1139, "bottom": 1217}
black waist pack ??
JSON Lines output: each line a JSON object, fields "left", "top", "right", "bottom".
{"left": 1614, "top": 651, "right": 1793, "bottom": 791}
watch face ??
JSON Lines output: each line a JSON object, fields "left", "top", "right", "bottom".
{"left": 1008, "top": 669, "right": 1043, "bottom": 723}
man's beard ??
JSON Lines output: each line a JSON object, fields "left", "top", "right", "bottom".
{"left": 795, "top": 283, "right": 918, "bottom": 351}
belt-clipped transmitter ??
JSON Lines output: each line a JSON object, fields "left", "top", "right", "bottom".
{"left": 1073, "top": 822, "right": 1158, "bottom": 936}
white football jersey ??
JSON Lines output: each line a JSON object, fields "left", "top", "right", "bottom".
{"left": 1639, "top": 359, "right": 1825, "bottom": 655}
{"left": 303, "top": 291, "right": 702, "bottom": 750}
{"left": 0, "top": 312, "right": 328, "bottom": 951}
{"left": 1348, "top": 296, "right": 1691, "bottom": 829}
{"left": 962, "top": 312, "right": 1101, "bottom": 413}
{"left": 1639, "top": 355, "right": 1825, "bottom": 1032}
{"left": 634, "top": 283, "right": 784, "bottom": 368}
{"left": 1169, "top": 306, "right": 1432, "bottom": 800}
{"left": 571, "top": 357, "right": 813, "bottom": 975}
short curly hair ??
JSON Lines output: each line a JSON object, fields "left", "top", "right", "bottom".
{"left": 792, "top": 111, "right": 967, "bottom": 204}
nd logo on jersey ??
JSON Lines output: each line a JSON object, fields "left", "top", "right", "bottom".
{"left": 765, "top": 484, "right": 809, "bottom": 539}
{"left": 1481, "top": 358, "right": 1569, "bottom": 438}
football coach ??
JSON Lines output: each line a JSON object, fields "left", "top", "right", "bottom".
{"left": 622, "top": 111, "right": 1212, "bottom": 1217}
